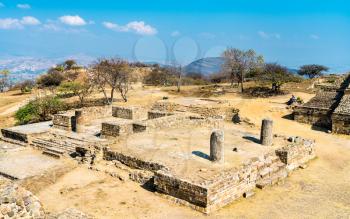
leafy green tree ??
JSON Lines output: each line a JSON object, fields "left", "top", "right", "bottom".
{"left": 298, "top": 64, "right": 329, "bottom": 79}
{"left": 221, "top": 48, "right": 264, "bottom": 92}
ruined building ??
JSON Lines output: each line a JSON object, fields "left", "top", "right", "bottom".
{"left": 294, "top": 74, "right": 350, "bottom": 134}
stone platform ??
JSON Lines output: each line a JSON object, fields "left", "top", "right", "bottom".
{"left": 104, "top": 123, "right": 315, "bottom": 213}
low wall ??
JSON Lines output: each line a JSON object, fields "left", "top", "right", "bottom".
{"left": 293, "top": 106, "right": 332, "bottom": 128}
{"left": 148, "top": 111, "right": 174, "bottom": 120}
{"left": 152, "top": 102, "right": 234, "bottom": 121}
{"left": 112, "top": 106, "right": 146, "bottom": 120}
{"left": 103, "top": 148, "right": 167, "bottom": 172}
{"left": 332, "top": 113, "right": 350, "bottom": 135}
{"left": 52, "top": 113, "right": 75, "bottom": 131}
{"left": 1, "top": 128, "right": 28, "bottom": 142}
{"left": 101, "top": 122, "right": 133, "bottom": 137}
{"left": 78, "top": 106, "right": 112, "bottom": 124}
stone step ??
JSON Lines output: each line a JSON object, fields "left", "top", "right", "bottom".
{"left": 0, "top": 136, "right": 27, "bottom": 147}
{"left": 32, "top": 139, "right": 76, "bottom": 151}
{"left": 42, "top": 150, "right": 61, "bottom": 159}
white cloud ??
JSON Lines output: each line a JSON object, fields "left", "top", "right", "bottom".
{"left": 258, "top": 31, "right": 281, "bottom": 39}
{"left": 103, "top": 20, "right": 157, "bottom": 35}
{"left": 17, "top": 4, "right": 31, "bottom": 9}
{"left": 0, "top": 18, "right": 22, "bottom": 29}
{"left": 171, "top": 30, "right": 181, "bottom": 37}
{"left": 0, "top": 16, "right": 41, "bottom": 29}
{"left": 59, "top": 15, "right": 86, "bottom": 26}
{"left": 21, "top": 16, "right": 40, "bottom": 25}
{"left": 0, "top": 2, "right": 5, "bottom": 7}
{"left": 310, "top": 34, "right": 320, "bottom": 40}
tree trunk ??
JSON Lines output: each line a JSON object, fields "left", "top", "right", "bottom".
{"left": 110, "top": 88, "right": 115, "bottom": 104}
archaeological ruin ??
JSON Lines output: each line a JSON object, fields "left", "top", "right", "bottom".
{"left": 0, "top": 97, "right": 316, "bottom": 215}
{"left": 294, "top": 74, "right": 350, "bottom": 134}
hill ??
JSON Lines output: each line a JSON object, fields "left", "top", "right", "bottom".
{"left": 184, "top": 57, "right": 224, "bottom": 76}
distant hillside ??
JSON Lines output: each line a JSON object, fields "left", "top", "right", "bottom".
{"left": 185, "top": 57, "right": 224, "bottom": 76}
{"left": 184, "top": 57, "right": 299, "bottom": 76}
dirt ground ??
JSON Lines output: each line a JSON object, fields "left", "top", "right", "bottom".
{"left": 2, "top": 85, "right": 350, "bottom": 218}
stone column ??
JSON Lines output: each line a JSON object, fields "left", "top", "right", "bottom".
{"left": 72, "top": 110, "right": 82, "bottom": 132}
{"left": 260, "top": 119, "right": 273, "bottom": 146}
{"left": 210, "top": 130, "right": 224, "bottom": 163}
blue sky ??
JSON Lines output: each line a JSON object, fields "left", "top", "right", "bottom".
{"left": 0, "top": 0, "right": 350, "bottom": 72}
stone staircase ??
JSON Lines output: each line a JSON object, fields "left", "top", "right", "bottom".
{"left": 30, "top": 130, "right": 107, "bottom": 159}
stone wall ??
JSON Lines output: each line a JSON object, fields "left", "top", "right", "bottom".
{"left": 148, "top": 110, "right": 174, "bottom": 120}
{"left": 293, "top": 107, "right": 332, "bottom": 128}
{"left": 101, "top": 122, "right": 133, "bottom": 137}
{"left": 77, "top": 106, "right": 112, "bottom": 124}
{"left": 103, "top": 148, "right": 167, "bottom": 172}
{"left": 1, "top": 128, "right": 28, "bottom": 143}
{"left": 112, "top": 106, "right": 146, "bottom": 120}
{"left": 145, "top": 113, "right": 220, "bottom": 130}
{"left": 52, "top": 113, "right": 75, "bottom": 131}
{"left": 332, "top": 113, "right": 350, "bottom": 135}
{"left": 152, "top": 101, "right": 234, "bottom": 121}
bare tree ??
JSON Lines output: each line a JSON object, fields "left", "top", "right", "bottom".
{"left": 221, "top": 48, "right": 264, "bottom": 92}
{"left": 0, "top": 69, "right": 10, "bottom": 92}
{"left": 90, "top": 58, "right": 132, "bottom": 104}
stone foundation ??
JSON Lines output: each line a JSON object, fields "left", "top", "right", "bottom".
{"left": 112, "top": 106, "right": 146, "bottom": 120}
{"left": 101, "top": 122, "right": 133, "bottom": 137}
{"left": 52, "top": 113, "right": 75, "bottom": 131}
{"left": 294, "top": 107, "right": 332, "bottom": 128}
{"left": 332, "top": 113, "right": 350, "bottom": 135}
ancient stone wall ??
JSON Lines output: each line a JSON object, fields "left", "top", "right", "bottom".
{"left": 52, "top": 113, "right": 75, "bottom": 131}
{"left": 101, "top": 122, "right": 133, "bottom": 137}
{"left": 152, "top": 101, "right": 234, "bottom": 121}
{"left": 1, "top": 129, "right": 28, "bottom": 143}
{"left": 332, "top": 113, "right": 350, "bottom": 135}
{"left": 294, "top": 107, "right": 332, "bottom": 128}
{"left": 148, "top": 111, "right": 174, "bottom": 120}
{"left": 112, "top": 106, "right": 146, "bottom": 120}
{"left": 103, "top": 148, "right": 167, "bottom": 172}
{"left": 77, "top": 106, "right": 112, "bottom": 124}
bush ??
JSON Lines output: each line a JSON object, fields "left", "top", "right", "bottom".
{"left": 37, "top": 70, "right": 65, "bottom": 88}
{"left": 15, "top": 96, "right": 64, "bottom": 125}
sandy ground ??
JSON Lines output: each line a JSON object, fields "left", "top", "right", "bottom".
{"left": 1, "top": 85, "right": 350, "bottom": 218}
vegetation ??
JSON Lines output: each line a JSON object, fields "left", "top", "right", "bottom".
{"left": 260, "top": 63, "right": 301, "bottom": 92}
{"left": 91, "top": 58, "right": 135, "bottom": 103}
{"left": 0, "top": 69, "right": 10, "bottom": 92}
{"left": 221, "top": 48, "right": 264, "bottom": 92}
{"left": 37, "top": 68, "right": 65, "bottom": 89}
{"left": 15, "top": 96, "right": 64, "bottom": 125}
{"left": 298, "top": 64, "right": 329, "bottom": 79}
{"left": 18, "top": 80, "right": 35, "bottom": 93}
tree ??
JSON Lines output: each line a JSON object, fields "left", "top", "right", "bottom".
{"left": 298, "top": 64, "right": 329, "bottom": 79}
{"left": 63, "top": 59, "right": 77, "bottom": 70}
{"left": 37, "top": 69, "right": 65, "bottom": 89}
{"left": 221, "top": 48, "right": 264, "bottom": 92}
{"left": 0, "top": 69, "right": 10, "bottom": 92}
{"left": 144, "top": 66, "right": 170, "bottom": 86}
{"left": 18, "top": 80, "right": 35, "bottom": 93}
{"left": 90, "top": 58, "right": 132, "bottom": 103}
{"left": 58, "top": 81, "right": 93, "bottom": 106}
{"left": 260, "top": 63, "right": 298, "bottom": 92}
{"left": 167, "top": 64, "right": 183, "bottom": 92}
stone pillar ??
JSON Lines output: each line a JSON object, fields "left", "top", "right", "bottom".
{"left": 210, "top": 130, "right": 224, "bottom": 162}
{"left": 72, "top": 110, "right": 82, "bottom": 132}
{"left": 260, "top": 119, "right": 273, "bottom": 146}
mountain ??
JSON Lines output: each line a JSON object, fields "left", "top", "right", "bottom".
{"left": 185, "top": 57, "right": 224, "bottom": 76}
{"left": 184, "top": 57, "right": 300, "bottom": 76}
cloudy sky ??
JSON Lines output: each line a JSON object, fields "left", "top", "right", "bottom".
{"left": 0, "top": 0, "right": 350, "bottom": 72}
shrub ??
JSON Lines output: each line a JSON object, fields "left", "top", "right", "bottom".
{"left": 15, "top": 96, "right": 64, "bottom": 125}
